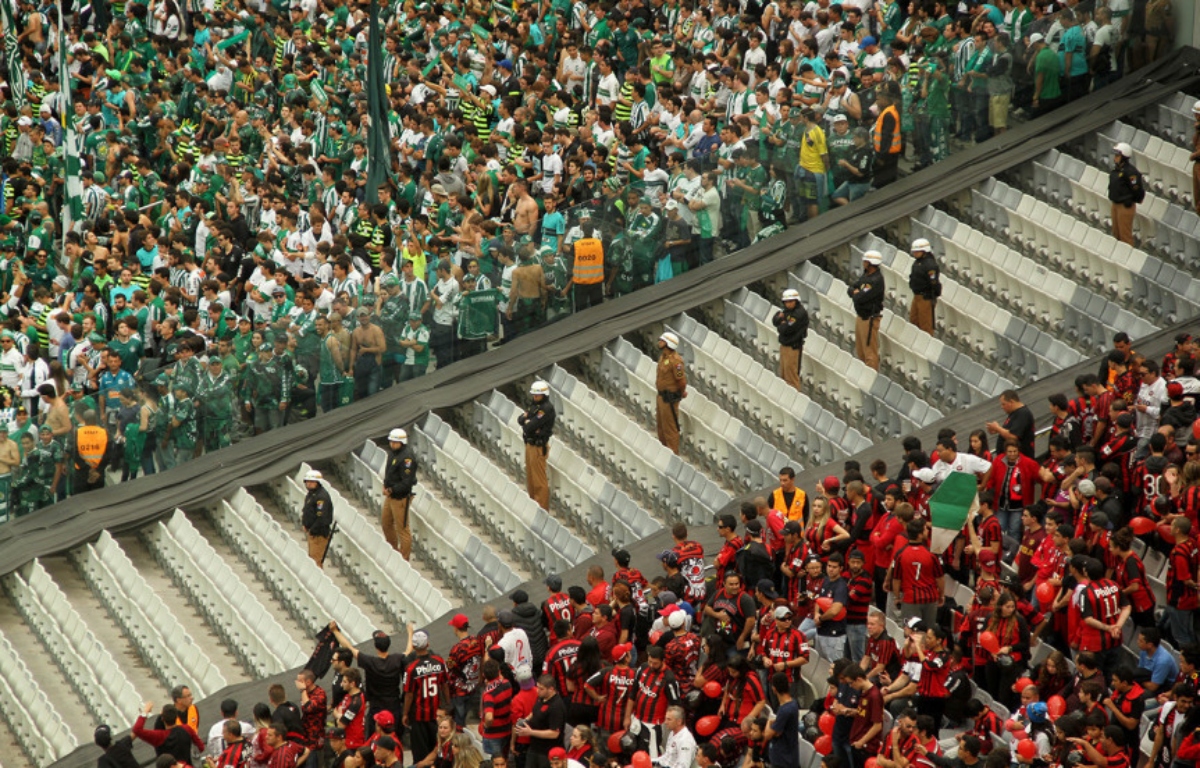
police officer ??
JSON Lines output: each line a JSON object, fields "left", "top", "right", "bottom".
{"left": 773, "top": 288, "right": 809, "bottom": 392}
{"left": 907, "top": 238, "right": 941, "bottom": 335}
{"left": 848, "top": 250, "right": 885, "bottom": 371}
{"left": 301, "top": 469, "right": 334, "bottom": 567}
{"left": 1109, "top": 142, "right": 1144, "bottom": 246}
{"left": 518, "top": 380, "right": 556, "bottom": 510}
{"left": 655, "top": 332, "right": 687, "bottom": 454}
{"left": 382, "top": 427, "right": 418, "bottom": 560}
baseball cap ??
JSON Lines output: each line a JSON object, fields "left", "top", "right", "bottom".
{"left": 782, "top": 520, "right": 802, "bottom": 535}
{"left": 1028, "top": 33, "right": 1045, "bottom": 45}
{"left": 376, "top": 736, "right": 398, "bottom": 751}
{"left": 611, "top": 547, "right": 631, "bottom": 566}
{"left": 667, "top": 611, "right": 686, "bottom": 629}
{"left": 1090, "top": 510, "right": 1111, "bottom": 529}
{"left": 862, "top": 35, "right": 877, "bottom": 46}
{"left": 774, "top": 605, "right": 794, "bottom": 620}
{"left": 906, "top": 617, "right": 927, "bottom": 631}
{"left": 612, "top": 642, "right": 633, "bottom": 661}
{"left": 448, "top": 614, "right": 470, "bottom": 630}
{"left": 848, "top": 549, "right": 865, "bottom": 561}
{"left": 745, "top": 518, "right": 763, "bottom": 535}
{"left": 832, "top": 113, "right": 849, "bottom": 123}
{"left": 822, "top": 475, "right": 841, "bottom": 492}
{"left": 550, "top": 748, "right": 568, "bottom": 760}
{"left": 1077, "top": 479, "right": 1096, "bottom": 497}
{"left": 756, "top": 578, "right": 776, "bottom": 596}
{"left": 374, "top": 710, "right": 395, "bottom": 726}
{"left": 94, "top": 725, "right": 113, "bottom": 748}
{"left": 327, "top": 727, "right": 346, "bottom": 740}
{"left": 659, "top": 603, "right": 681, "bottom": 617}
{"left": 658, "top": 549, "right": 680, "bottom": 567}
{"left": 912, "top": 467, "right": 937, "bottom": 484}
{"left": 977, "top": 548, "right": 998, "bottom": 567}
{"left": 412, "top": 630, "right": 430, "bottom": 649}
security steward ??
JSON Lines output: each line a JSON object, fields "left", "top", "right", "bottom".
{"left": 567, "top": 226, "right": 605, "bottom": 312}
{"left": 907, "top": 238, "right": 941, "bottom": 335}
{"left": 872, "top": 85, "right": 903, "bottom": 188}
{"left": 1109, "top": 141, "right": 1145, "bottom": 246}
{"left": 301, "top": 469, "right": 334, "bottom": 567}
{"left": 849, "top": 250, "right": 885, "bottom": 371}
{"left": 518, "top": 380, "right": 556, "bottom": 510}
{"left": 381, "top": 427, "right": 418, "bottom": 560}
{"left": 73, "top": 409, "right": 109, "bottom": 491}
{"left": 772, "top": 288, "right": 809, "bottom": 392}
{"left": 655, "top": 331, "right": 687, "bottom": 454}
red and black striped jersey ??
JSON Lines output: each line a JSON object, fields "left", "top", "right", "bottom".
{"left": 631, "top": 665, "right": 680, "bottom": 725}
{"left": 893, "top": 542, "right": 943, "bottom": 604}
{"left": 480, "top": 678, "right": 514, "bottom": 739}
{"left": 586, "top": 663, "right": 637, "bottom": 732}
{"left": 1168, "top": 537, "right": 1200, "bottom": 610}
{"left": 336, "top": 691, "right": 367, "bottom": 749}
{"left": 543, "top": 638, "right": 581, "bottom": 698}
{"left": 664, "top": 632, "right": 701, "bottom": 694}
{"left": 1077, "top": 578, "right": 1125, "bottom": 651}
{"left": 728, "top": 670, "right": 766, "bottom": 722}
{"left": 543, "top": 592, "right": 575, "bottom": 627}
{"left": 782, "top": 541, "right": 809, "bottom": 605}
{"left": 845, "top": 571, "right": 873, "bottom": 623}
{"left": 916, "top": 649, "right": 950, "bottom": 698}
{"left": 865, "top": 631, "right": 898, "bottom": 674}
{"left": 757, "top": 625, "right": 808, "bottom": 683}
{"left": 1113, "top": 552, "right": 1155, "bottom": 613}
{"left": 404, "top": 655, "right": 449, "bottom": 722}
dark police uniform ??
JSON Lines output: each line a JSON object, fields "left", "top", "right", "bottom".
{"left": 849, "top": 265, "right": 885, "bottom": 370}
{"left": 518, "top": 397, "right": 556, "bottom": 510}
{"left": 908, "top": 251, "right": 941, "bottom": 334}
{"left": 302, "top": 480, "right": 335, "bottom": 566}
{"left": 382, "top": 444, "right": 419, "bottom": 559}
{"left": 773, "top": 302, "right": 809, "bottom": 392}
{"left": 1108, "top": 157, "right": 1144, "bottom": 246}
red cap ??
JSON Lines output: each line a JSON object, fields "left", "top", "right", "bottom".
{"left": 612, "top": 642, "right": 633, "bottom": 662}
{"left": 549, "top": 748, "right": 568, "bottom": 760}
{"left": 658, "top": 604, "right": 680, "bottom": 617}
{"left": 448, "top": 614, "right": 470, "bottom": 630}
{"left": 977, "top": 548, "right": 998, "bottom": 568}
{"left": 822, "top": 476, "right": 841, "bottom": 492}
{"left": 373, "top": 710, "right": 395, "bottom": 727}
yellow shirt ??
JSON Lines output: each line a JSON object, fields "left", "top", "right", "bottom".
{"left": 799, "top": 125, "right": 829, "bottom": 174}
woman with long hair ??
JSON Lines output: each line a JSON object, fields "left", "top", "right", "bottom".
{"left": 567, "top": 725, "right": 596, "bottom": 765}
{"left": 968, "top": 429, "right": 993, "bottom": 462}
{"left": 805, "top": 497, "right": 851, "bottom": 560}
{"left": 450, "top": 732, "right": 482, "bottom": 768}
{"left": 982, "top": 591, "right": 1030, "bottom": 709}
{"left": 567, "top": 637, "right": 603, "bottom": 725}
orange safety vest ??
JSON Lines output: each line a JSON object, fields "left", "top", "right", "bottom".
{"left": 771, "top": 486, "right": 807, "bottom": 523}
{"left": 572, "top": 238, "right": 605, "bottom": 285}
{"left": 873, "top": 105, "right": 902, "bottom": 155}
{"left": 75, "top": 425, "right": 108, "bottom": 469}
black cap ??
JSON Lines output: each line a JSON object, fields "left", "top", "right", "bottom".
{"left": 376, "top": 736, "right": 397, "bottom": 751}
{"left": 745, "top": 518, "right": 763, "bottom": 534}
{"left": 782, "top": 520, "right": 801, "bottom": 535}
{"left": 327, "top": 727, "right": 346, "bottom": 740}
{"left": 611, "top": 547, "right": 631, "bottom": 566}
{"left": 755, "top": 579, "right": 777, "bottom": 599}
{"left": 94, "top": 725, "right": 113, "bottom": 748}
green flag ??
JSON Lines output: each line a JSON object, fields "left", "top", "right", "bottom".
{"left": 58, "top": 4, "right": 83, "bottom": 235}
{"left": 928, "top": 471, "right": 980, "bottom": 553}
{"left": 457, "top": 288, "right": 501, "bottom": 340}
{"left": 1, "top": 0, "right": 25, "bottom": 109}
{"left": 365, "top": 0, "right": 390, "bottom": 205}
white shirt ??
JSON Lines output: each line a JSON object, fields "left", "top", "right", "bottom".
{"left": 498, "top": 627, "right": 533, "bottom": 672}
{"left": 657, "top": 726, "right": 697, "bottom": 768}
{"left": 206, "top": 719, "right": 256, "bottom": 758}
{"left": 931, "top": 452, "right": 992, "bottom": 482}
{"left": 1135, "top": 377, "right": 1168, "bottom": 439}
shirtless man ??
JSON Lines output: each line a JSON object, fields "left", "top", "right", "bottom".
{"left": 349, "top": 308, "right": 387, "bottom": 399}
{"left": 510, "top": 180, "right": 539, "bottom": 237}
{"left": 507, "top": 244, "right": 547, "bottom": 337}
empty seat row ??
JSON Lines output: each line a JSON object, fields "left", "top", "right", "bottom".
{"left": 344, "top": 442, "right": 523, "bottom": 601}
{"left": 276, "top": 467, "right": 452, "bottom": 625}
{"left": 1083, "top": 121, "right": 1194, "bottom": 206}
{"left": 971, "top": 173, "right": 1200, "bottom": 323}
{"left": 545, "top": 365, "right": 730, "bottom": 525}
{"left": 473, "top": 390, "right": 662, "bottom": 546}
{"left": 581, "top": 338, "right": 797, "bottom": 492}
{"left": 71, "top": 531, "right": 227, "bottom": 698}
{"left": 143, "top": 511, "right": 307, "bottom": 678}
{"left": 0, "top": 627, "right": 76, "bottom": 766}
{"left": 1135, "top": 92, "right": 1197, "bottom": 148}
{"left": 212, "top": 490, "right": 375, "bottom": 642}
{"left": 910, "top": 207, "right": 1160, "bottom": 351}
{"left": 767, "top": 264, "right": 992, "bottom": 410}
{"left": 5, "top": 560, "right": 141, "bottom": 728}
{"left": 836, "top": 237, "right": 1076, "bottom": 382}
{"left": 661, "top": 312, "right": 872, "bottom": 461}
{"left": 718, "top": 289, "right": 944, "bottom": 435}
{"left": 414, "top": 414, "right": 595, "bottom": 575}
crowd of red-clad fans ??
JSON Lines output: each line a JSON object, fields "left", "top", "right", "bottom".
{"left": 98, "top": 329, "right": 1200, "bottom": 768}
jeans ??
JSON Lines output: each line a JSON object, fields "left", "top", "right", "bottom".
{"left": 482, "top": 738, "right": 508, "bottom": 758}
{"left": 846, "top": 623, "right": 867, "bottom": 663}
{"left": 816, "top": 633, "right": 847, "bottom": 660}
{"left": 451, "top": 694, "right": 471, "bottom": 727}
{"left": 1164, "top": 606, "right": 1197, "bottom": 647}
{"left": 798, "top": 617, "right": 818, "bottom": 642}
{"left": 833, "top": 181, "right": 871, "bottom": 203}
{"left": 997, "top": 506, "right": 1022, "bottom": 541}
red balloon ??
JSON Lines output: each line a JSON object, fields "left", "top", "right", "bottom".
{"left": 1129, "top": 516, "right": 1156, "bottom": 535}
{"left": 1017, "top": 739, "right": 1038, "bottom": 761}
{"left": 814, "top": 736, "right": 833, "bottom": 756}
{"left": 818, "top": 712, "right": 836, "bottom": 735}
{"left": 816, "top": 597, "right": 833, "bottom": 612}
{"left": 978, "top": 630, "right": 1001, "bottom": 655}
{"left": 632, "top": 752, "right": 652, "bottom": 768}
{"left": 864, "top": 759, "right": 877, "bottom": 768}
{"left": 1046, "top": 695, "right": 1067, "bottom": 719}
{"left": 704, "top": 681, "right": 723, "bottom": 699}
{"left": 696, "top": 716, "right": 721, "bottom": 737}
{"left": 1159, "top": 523, "right": 1175, "bottom": 543}
{"left": 1035, "top": 581, "right": 1057, "bottom": 606}
{"left": 608, "top": 731, "right": 627, "bottom": 754}
{"left": 1011, "top": 676, "right": 1035, "bottom": 694}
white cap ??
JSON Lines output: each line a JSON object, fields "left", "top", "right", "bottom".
{"left": 1193, "top": 101, "right": 1200, "bottom": 115}
{"left": 862, "top": 250, "right": 883, "bottom": 265}
{"left": 412, "top": 630, "right": 430, "bottom": 649}
{"left": 1113, "top": 142, "right": 1133, "bottom": 158}
{"left": 660, "top": 331, "right": 679, "bottom": 350}
{"left": 912, "top": 467, "right": 937, "bottom": 483}
{"left": 774, "top": 605, "right": 794, "bottom": 619}
{"left": 480, "top": 84, "right": 496, "bottom": 96}
{"left": 1028, "top": 32, "right": 1045, "bottom": 45}
{"left": 304, "top": 469, "right": 324, "bottom": 483}
{"left": 664, "top": 199, "right": 679, "bottom": 211}
{"left": 911, "top": 238, "right": 932, "bottom": 252}
{"left": 667, "top": 610, "right": 686, "bottom": 629}
{"left": 530, "top": 380, "right": 550, "bottom": 396}
{"left": 16, "top": 116, "right": 31, "bottom": 126}
{"left": 782, "top": 288, "right": 801, "bottom": 302}
{"left": 388, "top": 428, "right": 408, "bottom": 444}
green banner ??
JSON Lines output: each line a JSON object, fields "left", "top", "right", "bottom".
{"left": 928, "top": 471, "right": 978, "bottom": 553}
{"left": 457, "top": 288, "right": 501, "bottom": 340}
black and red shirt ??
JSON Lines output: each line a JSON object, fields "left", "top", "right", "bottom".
{"left": 782, "top": 541, "right": 808, "bottom": 605}
{"left": 1099, "top": 432, "right": 1136, "bottom": 491}
{"left": 1168, "top": 537, "right": 1200, "bottom": 611}
{"left": 664, "top": 632, "right": 702, "bottom": 694}
{"left": 543, "top": 638, "right": 581, "bottom": 698}
{"left": 727, "top": 670, "right": 765, "bottom": 722}
{"left": 971, "top": 707, "right": 1004, "bottom": 754}
{"left": 756, "top": 625, "right": 808, "bottom": 684}
{"left": 916, "top": 649, "right": 951, "bottom": 698}
{"left": 586, "top": 663, "right": 637, "bottom": 732}
{"left": 448, "top": 635, "right": 485, "bottom": 698}
{"left": 299, "top": 685, "right": 327, "bottom": 750}
{"left": 715, "top": 536, "right": 744, "bottom": 584}
{"left": 404, "top": 654, "right": 449, "bottom": 723}
{"left": 543, "top": 592, "right": 576, "bottom": 626}
{"left": 894, "top": 542, "right": 943, "bottom": 604}
{"left": 480, "top": 678, "right": 514, "bottom": 740}
{"left": 336, "top": 691, "right": 367, "bottom": 749}
{"left": 1112, "top": 552, "right": 1155, "bottom": 614}
{"left": 1078, "top": 579, "right": 1125, "bottom": 652}
{"left": 631, "top": 664, "right": 680, "bottom": 725}
{"left": 865, "top": 631, "right": 899, "bottom": 676}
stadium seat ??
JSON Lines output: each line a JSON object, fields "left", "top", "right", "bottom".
{"left": 0, "top": 627, "right": 76, "bottom": 765}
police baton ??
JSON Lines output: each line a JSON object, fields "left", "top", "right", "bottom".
{"left": 320, "top": 521, "right": 339, "bottom": 568}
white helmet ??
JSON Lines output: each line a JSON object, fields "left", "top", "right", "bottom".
{"left": 1113, "top": 142, "right": 1133, "bottom": 158}
{"left": 304, "top": 469, "right": 324, "bottom": 483}
{"left": 911, "top": 238, "right": 932, "bottom": 253}
{"left": 530, "top": 380, "right": 550, "bottom": 396}
{"left": 781, "top": 288, "right": 801, "bottom": 302}
{"left": 388, "top": 428, "right": 408, "bottom": 444}
{"left": 862, "top": 250, "right": 883, "bottom": 265}
{"left": 660, "top": 332, "right": 679, "bottom": 350}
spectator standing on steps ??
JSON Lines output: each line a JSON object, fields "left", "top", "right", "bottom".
{"left": 329, "top": 622, "right": 409, "bottom": 740}
{"left": 1109, "top": 142, "right": 1145, "bottom": 246}
{"left": 907, "top": 239, "right": 941, "bottom": 336}
{"left": 301, "top": 470, "right": 334, "bottom": 567}
{"left": 381, "top": 427, "right": 418, "bottom": 560}
{"left": 773, "top": 289, "right": 809, "bottom": 392}
{"left": 849, "top": 251, "right": 885, "bottom": 371}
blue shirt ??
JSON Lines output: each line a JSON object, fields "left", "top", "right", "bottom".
{"left": 1138, "top": 645, "right": 1180, "bottom": 689}
{"left": 98, "top": 369, "right": 135, "bottom": 412}
{"left": 768, "top": 699, "right": 800, "bottom": 768}
{"left": 1059, "top": 26, "right": 1089, "bottom": 76}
